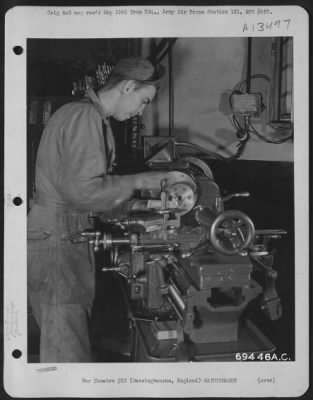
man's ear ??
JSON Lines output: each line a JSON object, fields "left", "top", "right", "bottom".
{"left": 120, "top": 79, "right": 136, "bottom": 94}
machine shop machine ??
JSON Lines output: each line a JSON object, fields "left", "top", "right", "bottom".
{"left": 81, "top": 139, "right": 285, "bottom": 362}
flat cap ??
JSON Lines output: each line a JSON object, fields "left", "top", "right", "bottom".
{"left": 113, "top": 57, "right": 165, "bottom": 85}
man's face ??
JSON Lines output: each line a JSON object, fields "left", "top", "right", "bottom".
{"left": 113, "top": 83, "right": 157, "bottom": 121}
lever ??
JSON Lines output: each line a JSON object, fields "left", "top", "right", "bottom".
{"left": 81, "top": 231, "right": 102, "bottom": 251}
{"left": 222, "top": 191, "right": 250, "bottom": 202}
{"left": 160, "top": 179, "right": 167, "bottom": 210}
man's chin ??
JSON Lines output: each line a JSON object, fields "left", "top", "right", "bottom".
{"left": 113, "top": 114, "right": 130, "bottom": 122}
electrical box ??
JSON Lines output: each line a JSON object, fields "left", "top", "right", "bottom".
{"left": 231, "top": 93, "right": 263, "bottom": 117}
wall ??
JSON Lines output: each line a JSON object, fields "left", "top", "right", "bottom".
{"left": 142, "top": 37, "right": 293, "bottom": 162}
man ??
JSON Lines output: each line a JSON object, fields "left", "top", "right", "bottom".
{"left": 27, "top": 57, "right": 167, "bottom": 362}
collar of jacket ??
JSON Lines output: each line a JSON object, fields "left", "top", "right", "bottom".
{"left": 85, "top": 88, "right": 116, "bottom": 172}
{"left": 85, "top": 89, "right": 110, "bottom": 125}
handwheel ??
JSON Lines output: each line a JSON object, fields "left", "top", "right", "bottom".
{"left": 210, "top": 210, "right": 255, "bottom": 255}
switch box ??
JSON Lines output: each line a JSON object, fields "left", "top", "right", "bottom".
{"left": 231, "top": 93, "right": 263, "bottom": 117}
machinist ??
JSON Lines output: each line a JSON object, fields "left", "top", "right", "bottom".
{"left": 27, "top": 57, "right": 167, "bottom": 362}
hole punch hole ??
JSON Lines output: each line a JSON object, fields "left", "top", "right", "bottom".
{"left": 13, "top": 196, "right": 23, "bottom": 206}
{"left": 12, "top": 349, "right": 22, "bottom": 359}
{"left": 13, "top": 46, "right": 24, "bottom": 55}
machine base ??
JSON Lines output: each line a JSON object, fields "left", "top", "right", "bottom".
{"left": 132, "top": 319, "right": 275, "bottom": 362}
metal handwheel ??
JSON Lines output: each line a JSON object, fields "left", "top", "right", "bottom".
{"left": 210, "top": 210, "right": 255, "bottom": 255}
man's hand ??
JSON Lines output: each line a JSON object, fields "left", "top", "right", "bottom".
{"left": 128, "top": 199, "right": 149, "bottom": 211}
{"left": 134, "top": 171, "right": 169, "bottom": 190}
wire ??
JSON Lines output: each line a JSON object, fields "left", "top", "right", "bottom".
{"left": 148, "top": 38, "right": 169, "bottom": 64}
{"left": 227, "top": 133, "right": 250, "bottom": 161}
{"left": 156, "top": 39, "right": 177, "bottom": 64}
{"left": 168, "top": 43, "right": 174, "bottom": 137}
{"left": 248, "top": 121, "right": 293, "bottom": 144}
{"left": 232, "top": 115, "right": 245, "bottom": 134}
{"left": 238, "top": 74, "right": 271, "bottom": 92}
{"left": 246, "top": 38, "right": 252, "bottom": 93}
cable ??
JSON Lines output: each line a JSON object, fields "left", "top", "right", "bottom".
{"left": 156, "top": 38, "right": 177, "bottom": 63}
{"left": 238, "top": 74, "right": 271, "bottom": 93}
{"left": 246, "top": 38, "right": 252, "bottom": 93}
{"left": 232, "top": 115, "right": 242, "bottom": 131}
{"left": 229, "top": 133, "right": 250, "bottom": 160}
{"left": 156, "top": 39, "right": 178, "bottom": 64}
{"left": 168, "top": 43, "right": 174, "bottom": 137}
{"left": 148, "top": 38, "right": 169, "bottom": 64}
{"left": 248, "top": 121, "right": 293, "bottom": 144}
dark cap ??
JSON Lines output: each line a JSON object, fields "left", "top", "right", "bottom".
{"left": 113, "top": 57, "right": 165, "bottom": 85}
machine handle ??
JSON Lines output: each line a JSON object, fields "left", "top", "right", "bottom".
{"left": 80, "top": 231, "right": 132, "bottom": 251}
{"left": 210, "top": 210, "right": 255, "bottom": 256}
{"left": 222, "top": 191, "right": 250, "bottom": 202}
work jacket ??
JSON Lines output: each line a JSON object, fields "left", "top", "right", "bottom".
{"left": 27, "top": 90, "right": 136, "bottom": 305}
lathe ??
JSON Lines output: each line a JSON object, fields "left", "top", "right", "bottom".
{"left": 82, "top": 141, "right": 285, "bottom": 362}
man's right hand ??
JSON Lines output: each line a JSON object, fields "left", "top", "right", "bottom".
{"left": 134, "top": 171, "right": 169, "bottom": 190}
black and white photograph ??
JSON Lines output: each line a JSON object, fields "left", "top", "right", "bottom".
{"left": 3, "top": 5, "right": 309, "bottom": 398}
{"left": 26, "top": 35, "right": 296, "bottom": 364}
